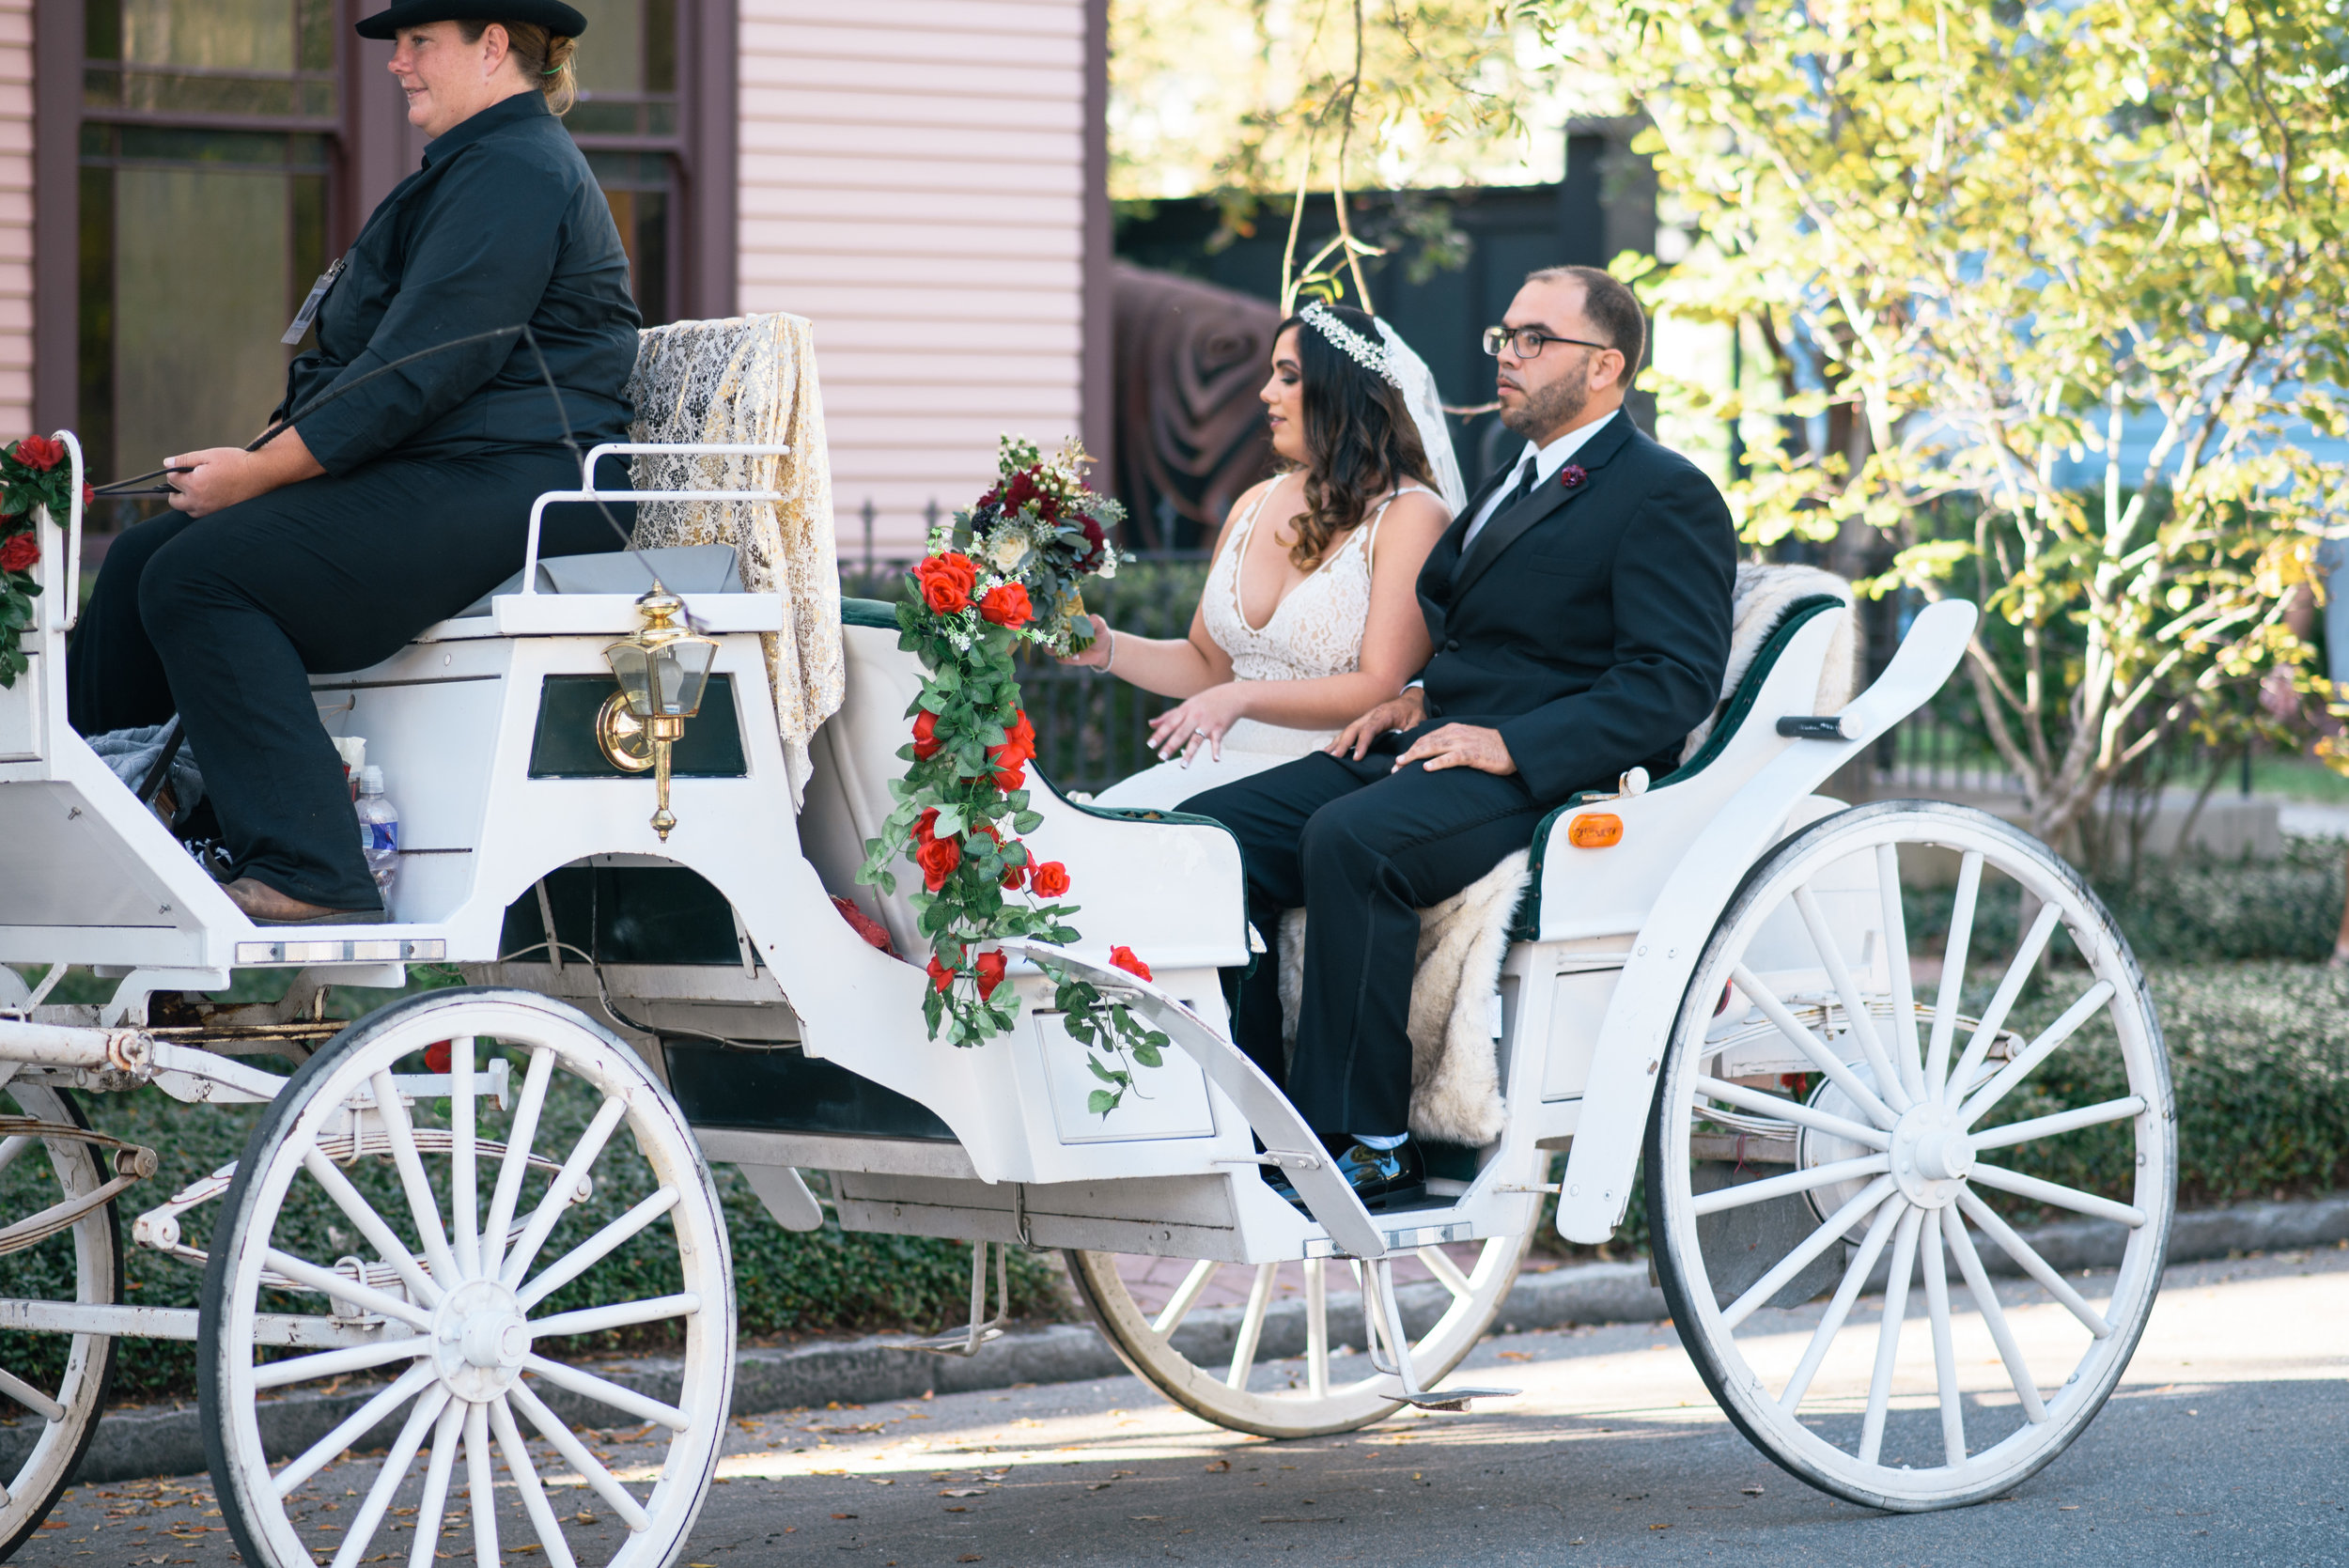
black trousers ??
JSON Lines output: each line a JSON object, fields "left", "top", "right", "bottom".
{"left": 1182, "top": 743, "right": 1548, "bottom": 1139}
{"left": 69, "top": 450, "right": 621, "bottom": 910}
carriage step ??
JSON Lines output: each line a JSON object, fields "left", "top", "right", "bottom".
{"left": 1396, "top": 1382, "right": 1519, "bottom": 1412}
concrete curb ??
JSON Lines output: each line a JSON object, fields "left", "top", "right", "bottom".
{"left": 23, "top": 1189, "right": 2346, "bottom": 1486}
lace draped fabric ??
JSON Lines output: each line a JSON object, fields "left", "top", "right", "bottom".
{"left": 626, "top": 312, "right": 845, "bottom": 802}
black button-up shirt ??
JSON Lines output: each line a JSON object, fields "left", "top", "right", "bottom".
{"left": 278, "top": 92, "right": 641, "bottom": 475}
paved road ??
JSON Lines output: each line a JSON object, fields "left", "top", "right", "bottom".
{"left": 14, "top": 1248, "right": 2345, "bottom": 1567}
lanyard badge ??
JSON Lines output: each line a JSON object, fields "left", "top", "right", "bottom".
{"left": 282, "top": 256, "right": 347, "bottom": 347}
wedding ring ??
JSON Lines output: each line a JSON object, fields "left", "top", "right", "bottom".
{"left": 1193, "top": 727, "right": 1208, "bottom": 737}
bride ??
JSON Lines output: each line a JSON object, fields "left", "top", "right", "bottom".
{"left": 1068, "top": 302, "right": 1465, "bottom": 810}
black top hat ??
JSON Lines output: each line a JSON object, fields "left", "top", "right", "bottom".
{"left": 355, "top": 0, "right": 588, "bottom": 40}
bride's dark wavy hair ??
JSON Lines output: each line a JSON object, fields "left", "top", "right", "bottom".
{"left": 1276, "top": 303, "right": 1436, "bottom": 570}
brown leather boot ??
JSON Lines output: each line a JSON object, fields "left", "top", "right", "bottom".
{"left": 222, "top": 877, "right": 383, "bottom": 926}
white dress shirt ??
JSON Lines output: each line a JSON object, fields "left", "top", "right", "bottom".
{"left": 1458, "top": 410, "right": 1618, "bottom": 553}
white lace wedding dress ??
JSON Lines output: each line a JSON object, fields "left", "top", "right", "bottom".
{"left": 1094, "top": 478, "right": 1435, "bottom": 812}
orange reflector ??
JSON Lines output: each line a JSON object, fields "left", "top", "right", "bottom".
{"left": 1566, "top": 812, "right": 1623, "bottom": 848}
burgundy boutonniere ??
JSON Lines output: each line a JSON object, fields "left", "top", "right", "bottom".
{"left": 1559, "top": 463, "right": 1589, "bottom": 489}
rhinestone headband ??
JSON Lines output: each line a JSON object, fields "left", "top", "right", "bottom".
{"left": 1299, "top": 301, "right": 1399, "bottom": 386}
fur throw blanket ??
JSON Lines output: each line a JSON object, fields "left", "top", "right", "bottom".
{"left": 1275, "top": 563, "right": 1859, "bottom": 1149}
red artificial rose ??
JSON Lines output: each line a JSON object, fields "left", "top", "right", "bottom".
{"left": 423, "top": 1040, "right": 453, "bottom": 1074}
{"left": 1558, "top": 462, "right": 1589, "bottom": 489}
{"left": 915, "top": 833, "right": 961, "bottom": 892}
{"left": 979, "top": 582, "right": 1034, "bottom": 629}
{"left": 911, "top": 707, "right": 941, "bottom": 760}
{"left": 1029, "top": 861, "right": 1070, "bottom": 899}
{"left": 913, "top": 807, "right": 941, "bottom": 844}
{"left": 1000, "top": 858, "right": 1027, "bottom": 891}
{"left": 11, "top": 435, "right": 62, "bottom": 473}
{"left": 81, "top": 483, "right": 94, "bottom": 509}
{"left": 914, "top": 551, "right": 977, "bottom": 615}
{"left": 0, "top": 534, "right": 37, "bottom": 575}
{"left": 926, "top": 954, "right": 955, "bottom": 993}
{"left": 974, "top": 949, "right": 1008, "bottom": 1000}
{"left": 831, "top": 893, "right": 895, "bottom": 955}
{"left": 988, "top": 710, "right": 1037, "bottom": 790}
{"left": 1110, "top": 946, "right": 1153, "bottom": 983}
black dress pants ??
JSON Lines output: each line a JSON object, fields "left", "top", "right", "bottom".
{"left": 1181, "top": 743, "right": 1548, "bottom": 1139}
{"left": 69, "top": 450, "right": 620, "bottom": 910}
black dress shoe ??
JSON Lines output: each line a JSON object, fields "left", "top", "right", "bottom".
{"left": 1265, "top": 1136, "right": 1426, "bottom": 1213}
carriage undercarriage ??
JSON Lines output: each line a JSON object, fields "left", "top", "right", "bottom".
{"left": 0, "top": 432, "right": 2175, "bottom": 1565}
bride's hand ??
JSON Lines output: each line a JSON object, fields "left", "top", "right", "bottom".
{"left": 1147, "top": 682, "right": 1252, "bottom": 767}
{"left": 1057, "top": 614, "right": 1113, "bottom": 668}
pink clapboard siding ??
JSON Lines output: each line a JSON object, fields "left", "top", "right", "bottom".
{"left": 0, "top": 0, "right": 30, "bottom": 437}
{"left": 738, "top": 0, "right": 1088, "bottom": 554}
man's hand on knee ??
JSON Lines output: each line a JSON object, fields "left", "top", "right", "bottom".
{"left": 1394, "top": 722, "right": 1517, "bottom": 776}
{"left": 1328, "top": 688, "right": 1426, "bottom": 760}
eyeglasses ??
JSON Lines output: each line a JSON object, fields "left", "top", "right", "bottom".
{"left": 1483, "top": 325, "right": 1613, "bottom": 360}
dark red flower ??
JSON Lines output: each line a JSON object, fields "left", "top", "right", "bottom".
{"left": 1559, "top": 463, "right": 1589, "bottom": 489}
{"left": 914, "top": 551, "right": 977, "bottom": 615}
{"left": 913, "top": 807, "right": 941, "bottom": 844}
{"left": 915, "top": 833, "right": 961, "bottom": 892}
{"left": 423, "top": 1040, "right": 453, "bottom": 1074}
{"left": 0, "top": 534, "right": 37, "bottom": 574}
{"left": 1110, "top": 946, "right": 1153, "bottom": 982}
{"left": 1003, "top": 470, "right": 1040, "bottom": 514}
{"left": 973, "top": 950, "right": 1008, "bottom": 1000}
{"left": 832, "top": 893, "right": 894, "bottom": 955}
{"left": 979, "top": 582, "right": 1034, "bottom": 629}
{"left": 1029, "top": 861, "right": 1069, "bottom": 899}
{"left": 80, "top": 483, "right": 94, "bottom": 509}
{"left": 1076, "top": 514, "right": 1107, "bottom": 569}
{"left": 911, "top": 708, "right": 941, "bottom": 760}
{"left": 11, "top": 436, "right": 63, "bottom": 473}
{"left": 926, "top": 954, "right": 956, "bottom": 993}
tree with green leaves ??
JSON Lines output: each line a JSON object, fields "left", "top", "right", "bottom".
{"left": 1532, "top": 0, "right": 2349, "bottom": 842}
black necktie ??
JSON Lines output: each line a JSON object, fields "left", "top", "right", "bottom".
{"left": 1510, "top": 454, "right": 1540, "bottom": 507}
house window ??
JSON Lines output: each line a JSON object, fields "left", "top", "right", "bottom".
{"left": 568, "top": 0, "right": 684, "bottom": 324}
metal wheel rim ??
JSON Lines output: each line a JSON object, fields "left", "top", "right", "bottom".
{"left": 200, "top": 987, "right": 735, "bottom": 1568}
{"left": 1067, "top": 1233, "right": 1529, "bottom": 1439}
{"left": 0, "top": 1080, "right": 118, "bottom": 1558}
{"left": 1652, "top": 800, "right": 2174, "bottom": 1511}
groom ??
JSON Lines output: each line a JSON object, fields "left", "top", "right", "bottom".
{"left": 1183, "top": 265, "right": 1736, "bottom": 1208}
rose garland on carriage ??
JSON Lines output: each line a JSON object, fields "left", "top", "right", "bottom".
{"left": 855, "top": 436, "right": 1171, "bottom": 1113}
{"left": 0, "top": 435, "right": 90, "bottom": 688}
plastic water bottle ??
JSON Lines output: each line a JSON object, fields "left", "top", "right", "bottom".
{"left": 356, "top": 766, "right": 399, "bottom": 900}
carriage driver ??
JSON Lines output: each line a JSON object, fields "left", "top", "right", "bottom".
{"left": 66, "top": 0, "right": 640, "bottom": 924}
{"left": 1186, "top": 267, "right": 1739, "bottom": 1210}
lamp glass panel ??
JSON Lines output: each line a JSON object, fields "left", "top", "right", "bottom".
{"left": 650, "top": 636, "right": 717, "bottom": 717}
{"left": 605, "top": 641, "right": 655, "bottom": 717}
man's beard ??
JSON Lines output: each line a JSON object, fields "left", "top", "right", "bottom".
{"left": 1500, "top": 371, "right": 1589, "bottom": 439}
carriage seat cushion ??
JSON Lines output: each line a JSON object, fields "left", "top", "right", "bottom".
{"left": 456, "top": 543, "right": 744, "bottom": 617}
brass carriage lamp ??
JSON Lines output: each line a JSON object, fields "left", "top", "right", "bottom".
{"left": 599, "top": 586, "right": 717, "bottom": 841}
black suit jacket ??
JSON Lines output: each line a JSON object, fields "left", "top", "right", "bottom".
{"left": 1413, "top": 414, "right": 1735, "bottom": 803}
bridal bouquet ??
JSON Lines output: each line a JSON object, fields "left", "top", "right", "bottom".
{"left": 856, "top": 437, "right": 1168, "bottom": 1114}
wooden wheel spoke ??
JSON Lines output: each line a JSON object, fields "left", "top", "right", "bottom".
{"left": 1857, "top": 1205, "right": 1922, "bottom": 1467}
{"left": 273, "top": 1360, "right": 437, "bottom": 1498}
{"left": 490, "top": 1396, "right": 583, "bottom": 1568}
{"left": 300, "top": 1147, "right": 443, "bottom": 1310}
{"left": 1943, "top": 902, "right": 2062, "bottom": 1106}
{"left": 1226, "top": 1263, "right": 1277, "bottom": 1390}
{"left": 464, "top": 1402, "right": 501, "bottom": 1568}
{"left": 405, "top": 1398, "right": 466, "bottom": 1568}
{"left": 1148, "top": 1260, "right": 1219, "bottom": 1338}
{"left": 1694, "top": 1075, "right": 1890, "bottom": 1149}
{"left": 1940, "top": 1208, "right": 2047, "bottom": 1423}
{"left": 522, "top": 1354, "right": 691, "bottom": 1429}
{"left": 1874, "top": 845, "right": 1927, "bottom": 1100}
{"left": 500, "top": 1095, "right": 630, "bottom": 1290}
{"left": 1925, "top": 850, "right": 1983, "bottom": 1094}
{"left": 1727, "top": 967, "right": 1900, "bottom": 1129}
{"left": 0, "top": 1364, "right": 64, "bottom": 1423}
{"left": 516, "top": 1185, "right": 680, "bottom": 1312}
{"left": 1778, "top": 1194, "right": 1906, "bottom": 1414}
{"left": 508, "top": 1379, "right": 653, "bottom": 1532}
{"left": 450, "top": 1036, "right": 480, "bottom": 1280}
{"left": 1416, "top": 1246, "right": 1474, "bottom": 1300}
{"left": 1955, "top": 1190, "right": 2113, "bottom": 1337}
{"left": 1722, "top": 1174, "right": 1899, "bottom": 1329}
{"left": 326, "top": 1384, "right": 449, "bottom": 1568}
{"left": 263, "top": 1247, "right": 434, "bottom": 1330}
{"left": 1793, "top": 885, "right": 1914, "bottom": 1115}
{"left": 1303, "top": 1258, "right": 1330, "bottom": 1401}
{"left": 1957, "top": 982, "right": 2118, "bottom": 1128}
{"left": 1971, "top": 1095, "right": 2146, "bottom": 1154}
{"left": 252, "top": 1333, "right": 430, "bottom": 1392}
{"left": 1690, "top": 1154, "right": 1890, "bottom": 1217}
{"left": 1968, "top": 1161, "right": 2145, "bottom": 1228}
{"left": 0, "top": 1132, "right": 30, "bottom": 1181}
{"left": 529, "top": 1290, "right": 699, "bottom": 1341}
{"left": 371, "top": 1069, "right": 461, "bottom": 1289}
{"left": 1919, "top": 1214, "right": 1967, "bottom": 1467}
{"left": 482, "top": 1046, "right": 556, "bottom": 1280}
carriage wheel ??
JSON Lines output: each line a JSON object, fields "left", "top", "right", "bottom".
{"left": 1648, "top": 800, "right": 2173, "bottom": 1511}
{"left": 198, "top": 987, "right": 734, "bottom": 1568}
{"left": 1066, "top": 1234, "right": 1529, "bottom": 1439}
{"left": 0, "top": 1081, "right": 119, "bottom": 1558}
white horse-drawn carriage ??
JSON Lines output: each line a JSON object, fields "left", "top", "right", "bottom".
{"left": 0, "top": 334, "right": 2173, "bottom": 1566}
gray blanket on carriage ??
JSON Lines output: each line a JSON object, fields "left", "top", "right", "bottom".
{"left": 1277, "top": 563, "right": 1859, "bottom": 1147}
{"left": 87, "top": 722, "right": 205, "bottom": 821}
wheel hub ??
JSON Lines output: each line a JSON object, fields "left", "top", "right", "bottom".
{"left": 1890, "top": 1100, "right": 1972, "bottom": 1207}
{"left": 430, "top": 1278, "right": 530, "bottom": 1401}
